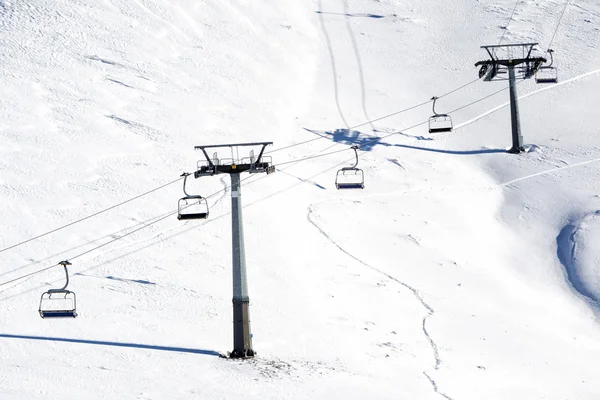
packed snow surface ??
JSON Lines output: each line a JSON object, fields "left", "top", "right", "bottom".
{"left": 1, "top": 0, "right": 600, "bottom": 399}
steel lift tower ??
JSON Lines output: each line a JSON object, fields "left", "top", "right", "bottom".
{"left": 194, "top": 142, "right": 274, "bottom": 358}
{"left": 475, "top": 43, "right": 546, "bottom": 154}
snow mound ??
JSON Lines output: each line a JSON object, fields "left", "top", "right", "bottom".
{"left": 557, "top": 211, "right": 600, "bottom": 304}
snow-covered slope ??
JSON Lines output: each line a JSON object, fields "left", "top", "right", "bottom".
{"left": 2, "top": 0, "right": 600, "bottom": 399}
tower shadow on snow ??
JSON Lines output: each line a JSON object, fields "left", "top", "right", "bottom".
{"left": 0, "top": 334, "right": 221, "bottom": 357}
{"left": 304, "top": 128, "right": 504, "bottom": 155}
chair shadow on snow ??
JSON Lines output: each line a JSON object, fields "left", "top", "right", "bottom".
{"left": 315, "top": 11, "right": 386, "bottom": 19}
{"left": 0, "top": 334, "right": 221, "bottom": 357}
{"left": 75, "top": 272, "right": 156, "bottom": 285}
{"left": 304, "top": 128, "right": 505, "bottom": 155}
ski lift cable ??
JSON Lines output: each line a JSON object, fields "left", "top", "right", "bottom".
{"left": 0, "top": 176, "right": 185, "bottom": 255}
{"left": 0, "top": 195, "right": 221, "bottom": 288}
{"left": 267, "top": 77, "right": 481, "bottom": 155}
{"left": 0, "top": 263, "right": 60, "bottom": 289}
{"left": 444, "top": 81, "right": 525, "bottom": 118}
{"left": 499, "top": 0, "right": 521, "bottom": 45}
{"left": 0, "top": 76, "right": 536, "bottom": 286}
{"left": 378, "top": 81, "right": 522, "bottom": 139}
{"left": 0, "top": 209, "right": 179, "bottom": 289}
{"left": 285, "top": 81, "right": 519, "bottom": 157}
{"left": 0, "top": 75, "right": 538, "bottom": 286}
{"left": 546, "top": 0, "right": 571, "bottom": 50}
{"left": 0, "top": 187, "right": 237, "bottom": 287}
{"left": 266, "top": 136, "right": 326, "bottom": 155}
{"left": 347, "top": 99, "right": 433, "bottom": 132}
{"left": 276, "top": 148, "right": 356, "bottom": 167}
{"left": 0, "top": 148, "right": 357, "bottom": 288}
{"left": 0, "top": 207, "right": 179, "bottom": 282}
{"left": 347, "top": 77, "right": 481, "bottom": 132}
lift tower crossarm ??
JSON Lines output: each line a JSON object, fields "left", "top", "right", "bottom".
{"left": 194, "top": 142, "right": 273, "bottom": 176}
{"left": 475, "top": 43, "right": 546, "bottom": 73}
{"left": 474, "top": 57, "right": 546, "bottom": 67}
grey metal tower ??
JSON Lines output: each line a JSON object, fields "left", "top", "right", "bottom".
{"left": 475, "top": 43, "right": 546, "bottom": 153}
{"left": 194, "top": 142, "right": 274, "bottom": 358}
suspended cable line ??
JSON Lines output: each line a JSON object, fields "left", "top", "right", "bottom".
{"left": 0, "top": 211, "right": 176, "bottom": 289}
{"left": 0, "top": 182, "right": 229, "bottom": 289}
{"left": 268, "top": 76, "right": 482, "bottom": 154}
{"left": 379, "top": 81, "right": 524, "bottom": 140}
{"left": 266, "top": 136, "right": 324, "bottom": 154}
{"left": 347, "top": 99, "right": 431, "bottom": 131}
{"left": 546, "top": 0, "right": 570, "bottom": 50}
{"left": 0, "top": 146, "right": 357, "bottom": 288}
{"left": 0, "top": 0, "right": 582, "bottom": 289}
{"left": 349, "top": 78, "right": 482, "bottom": 132}
{"left": 281, "top": 80, "right": 515, "bottom": 159}
{"left": 275, "top": 148, "right": 354, "bottom": 167}
{"left": 0, "top": 263, "right": 59, "bottom": 289}
{"left": 0, "top": 207, "right": 178, "bottom": 280}
{"left": 437, "top": 77, "right": 482, "bottom": 99}
{"left": 499, "top": 0, "right": 521, "bottom": 45}
{"left": 0, "top": 176, "right": 185, "bottom": 255}
{"left": 445, "top": 81, "right": 523, "bottom": 116}
{"left": 0, "top": 78, "right": 533, "bottom": 287}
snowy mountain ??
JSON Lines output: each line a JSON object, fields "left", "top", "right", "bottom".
{"left": 2, "top": 0, "right": 600, "bottom": 399}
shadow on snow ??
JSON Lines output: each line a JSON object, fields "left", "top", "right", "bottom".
{"left": 315, "top": 11, "right": 386, "bottom": 19}
{"left": 75, "top": 272, "right": 156, "bottom": 285}
{"left": 0, "top": 334, "right": 221, "bottom": 357}
{"left": 304, "top": 128, "right": 504, "bottom": 155}
{"left": 556, "top": 219, "right": 600, "bottom": 304}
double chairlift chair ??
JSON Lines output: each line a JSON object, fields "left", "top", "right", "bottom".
{"left": 535, "top": 49, "right": 558, "bottom": 84}
{"left": 39, "top": 260, "right": 77, "bottom": 318}
{"left": 428, "top": 96, "right": 453, "bottom": 134}
{"left": 177, "top": 172, "right": 209, "bottom": 220}
{"left": 335, "top": 145, "right": 365, "bottom": 190}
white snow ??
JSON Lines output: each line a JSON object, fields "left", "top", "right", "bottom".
{"left": 2, "top": 0, "right": 600, "bottom": 399}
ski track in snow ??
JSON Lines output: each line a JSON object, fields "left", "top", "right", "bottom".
{"left": 342, "top": 0, "right": 373, "bottom": 131}
{"left": 423, "top": 371, "right": 454, "bottom": 400}
{"left": 306, "top": 202, "right": 449, "bottom": 400}
{"left": 2, "top": 0, "right": 600, "bottom": 397}
{"left": 317, "top": 0, "right": 350, "bottom": 129}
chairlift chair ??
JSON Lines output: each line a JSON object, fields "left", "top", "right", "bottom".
{"left": 39, "top": 261, "right": 77, "bottom": 318}
{"left": 428, "top": 96, "right": 453, "bottom": 133}
{"left": 536, "top": 49, "right": 558, "bottom": 84}
{"left": 177, "top": 173, "right": 209, "bottom": 220}
{"left": 335, "top": 146, "right": 364, "bottom": 189}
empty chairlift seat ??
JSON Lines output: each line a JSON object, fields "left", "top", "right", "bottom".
{"left": 39, "top": 290, "right": 77, "bottom": 318}
{"left": 178, "top": 196, "right": 209, "bottom": 220}
{"left": 39, "top": 261, "right": 77, "bottom": 318}
{"left": 428, "top": 96, "right": 453, "bottom": 133}
{"left": 335, "top": 145, "right": 364, "bottom": 190}
{"left": 336, "top": 168, "right": 365, "bottom": 189}
{"left": 429, "top": 114, "right": 453, "bottom": 133}
{"left": 535, "top": 66, "right": 558, "bottom": 83}
{"left": 177, "top": 172, "right": 209, "bottom": 220}
{"left": 536, "top": 49, "right": 558, "bottom": 84}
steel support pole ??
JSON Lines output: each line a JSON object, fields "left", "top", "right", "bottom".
{"left": 508, "top": 63, "right": 525, "bottom": 154}
{"left": 229, "top": 172, "right": 254, "bottom": 358}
